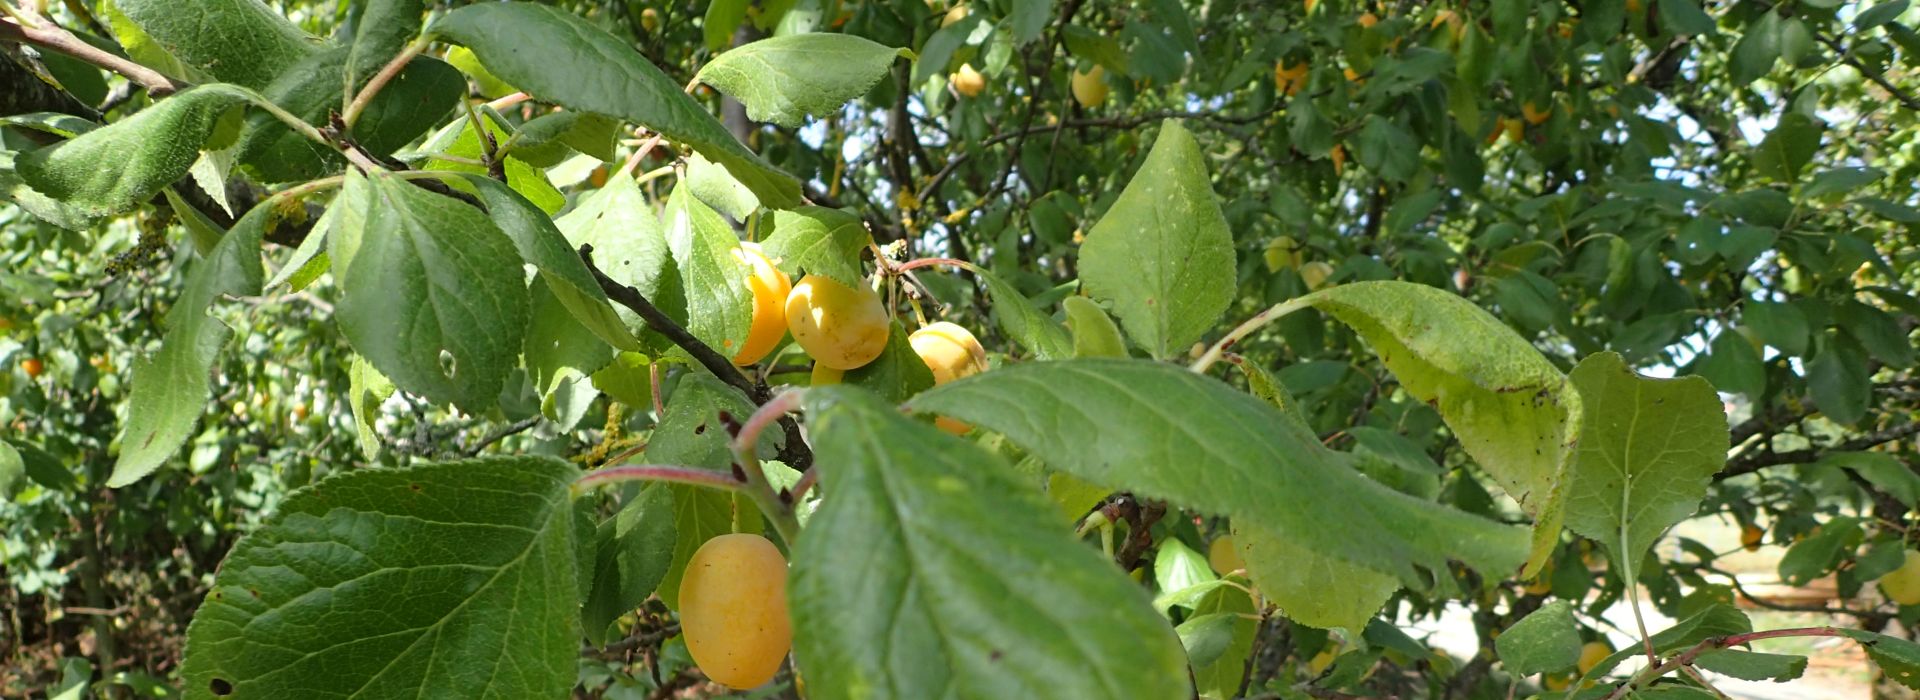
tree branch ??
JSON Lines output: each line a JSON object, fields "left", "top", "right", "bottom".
{"left": 0, "top": 15, "right": 183, "bottom": 97}
{"left": 578, "top": 244, "right": 813, "bottom": 471}
{"left": 1717, "top": 421, "right": 1920, "bottom": 480}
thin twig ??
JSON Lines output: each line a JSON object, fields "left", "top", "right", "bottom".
{"left": 343, "top": 37, "right": 428, "bottom": 128}
{"left": 580, "top": 244, "right": 759, "bottom": 399}
{"left": 0, "top": 15, "right": 183, "bottom": 96}
{"left": 573, "top": 463, "right": 744, "bottom": 493}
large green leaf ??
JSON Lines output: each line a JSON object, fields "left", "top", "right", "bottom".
{"left": 456, "top": 174, "right": 641, "bottom": 352}
{"left": 1079, "top": 120, "right": 1235, "bottom": 359}
{"left": 110, "top": 203, "right": 266, "bottom": 487}
{"left": 114, "top": 0, "right": 316, "bottom": 89}
{"left": 695, "top": 34, "right": 908, "bottom": 127}
{"left": 1220, "top": 364, "right": 1400, "bottom": 630}
{"left": 1751, "top": 112, "right": 1824, "bottom": 183}
{"left": 663, "top": 186, "right": 753, "bottom": 360}
{"left": 345, "top": 0, "right": 424, "bottom": 82}
{"left": 794, "top": 386, "right": 1191, "bottom": 699}
{"left": 430, "top": 3, "right": 802, "bottom": 207}
{"left": 1493, "top": 600, "right": 1581, "bottom": 676}
{"left": 1270, "top": 281, "right": 1579, "bottom": 571}
{"left": 909, "top": 359, "right": 1530, "bottom": 582}
{"left": 180, "top": 457, "right": 582, "bottom": 699}
{"left": 19, "top": 85, "right": 252, "bottom": 217}
{"left": 556, "top": 171, "right": 671, "bottom": 329}
{"left": 329, "top": 170, "right": 530, "bottom": 413}
{"left": 761, "top": 206, "right": 871, "bottom": 288}
{"left": 1562, "top": 352, "right": 1728, "bottom": 572}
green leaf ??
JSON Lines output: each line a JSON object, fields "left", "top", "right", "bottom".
{"left": 793, "top": 386, "right": 1192, "bottom": 699}
{"left": 420, "top": 117, "right": 565, "bottom": 214}
{"left": 98, "top": 0, "right": 190, "bottom": 80}
{"left": 908, "top": 359, "right": 1530, "bottom": 583}
{"left": 684, "top": 152, "right": 760, "bottom": 221}
{"left": 1808, "top": 338, "right": 1871, "bottom": 425}
{"left": 1752, "top": 113, "right": 1824, "bottom": 182}
{"left": 110, "top": 203, "right": 266, "bottom": 487}
{"left": 1190, "top": 583, "right": 1256, "bottom": 696}
{"left": 1658, "top": 0, "right": 1718, "bottom": 36}
{"left": 695, "top": 34, "right": 907, "bottom": 128}
{"left": 454, "top": 174, "right": 641, "bottom": 352}
{"left": 664, "top": 186, "right": 754, "bottom": 360}
{"left": 1236, "top": 524, "right": 1399, "bottom": 631}
{"left": 761, "top": 206, "right": 871, "bottom": 288}
{"left": 1693, "top": 649, "right": 1807, "bottom": 682}
{"left": 844, "top": 322, "right": 936, "bottom": 403}
{"left": 1729, "top": 10, "right": 1780, "bottom": 86}
{"left": 329, "top": 170, "right": 530, "bottom": 413}
{"left": 1010, "top": 0, "right": 1056, "bottom": 44}
{"left": 1154, "top": 538, "right": 1215, "bottom": 594}
{"left": 1079, "top": 120, "right": 1235, "bottom": 359}
{"left": 345, "top": 0, "right": 424, "bottom": 83}
{"left": 1275, "top": 281, "right": 1578, "bottom": 573}
{"left": 975, "top": 266, "right": 1074, "bottom": 361}
{"left": 582, "top": 482, "right": 676, "bottom": 646}
{"left": 525, "top": 279, "right": 612, "bottom": 431}
{"left": 1743, "top": 301, "right": 1809, "bottom": 356}
{"left": 180, "top": 457, "right": 581, "bottom": 699}
{"left": 0, "top": 441, "right": 21, "bottom": 496}
{"left": 113, "top": 0, "right": 316, "bottom": 89}
{"left": 1355, "top": 116, "right": 1420, "bottom": 182}
{"left": 1563, "top": 352, "right": 1727, "bottom": 572}
{"left": 1579, "top": 604, "right": 1752, "bottom": 682}
{"left": 1858, "top": 1, "right": 1911, "bottom": 30}
{"left": 1838, "top": 300, "right": 1916, "bottom": 368}
{"left": 556, "top": 171, "right": 670, "bottom": 331}
{"left": 431, "top": 3, "right": 802, "bottom": 208}
{"left": 1804, "top": 167, "right": 1883, "bottom": 199}
{"left": 19, "top": 84, "right": 251, "bottom": 217}
{"left": 1177, "top": 613, "right": 1240, "bottom": 668}
{"left": 1825, "top": 452, "right": 1920, "bottom": 509}
{"left": 704, "top": 0, "right": 751, "bottom": 51}
{"left": 1495, "top": 601, "right": 1582, "bottom": 676}
{"left": 1064, "top": 296, "right": 1128, "bottom": 358}
{"left": 1840, "top": 629, "right": 1920, "bottom": 690}
{"left": 1697, "top": 329, "right": 1765, "bottom": 399}
{"left": 1778, "top": 516, "right": 1862, "bottom": 586}
{"left": 347, "top": 354, "right": 393, "bottom": 460}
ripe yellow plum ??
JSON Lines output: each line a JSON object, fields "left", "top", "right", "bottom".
{"left": 910, "top": 322, "right": 987, "bottom": 434}
{"left": 811, "top": 363, "right": 844, "bottom": 386}
{"left": 731, "top": 243, "right": 793, "bottom": 366}
{"left": 1577, "top": 641, "right": 1611, "bottom": 675}
{"left": 679, "top": 534, "right": 793, "bottom": 689}
{"left": 1741, "top": 524, "right": 1764, "bottom": 552}
{"left": 1071, "top": 65, "right": 1109, "bottom": 108}
{"left": 785, "top": 275, "right": 890, "bottom": 370}
{"left": 952, "top": 63, "right": 987, "bottom": 97}
{"left": 1300, "top": 261, "right": 1335, "bottom": 290}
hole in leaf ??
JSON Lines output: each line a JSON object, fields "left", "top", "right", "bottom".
{"left": 210, "top": 678, "right": 234, "bottom": 695}
{"left": 439, "top": 350, "right": 458, "bottom": 379}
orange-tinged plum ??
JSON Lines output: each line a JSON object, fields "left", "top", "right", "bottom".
{"left": 679, "top": 534, "right": 792, "bottom": 689}
{"left": 785, "top": 275, "right": 890, "bottom": 370}
{"left": 952, "top": 63, "right": 987, "bottom": 97}
{"left": 731, "top": 243, "right": 793, "bottom": 366}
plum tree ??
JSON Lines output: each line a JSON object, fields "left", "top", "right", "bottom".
{"left": 786, "top": 275, "right": 890, "bottom": 370}
{"left": 678, "top": 533, "right": 793, "bottom": 689}
{"left": 730, "top": 243, "right": 792, "bottom": 366}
